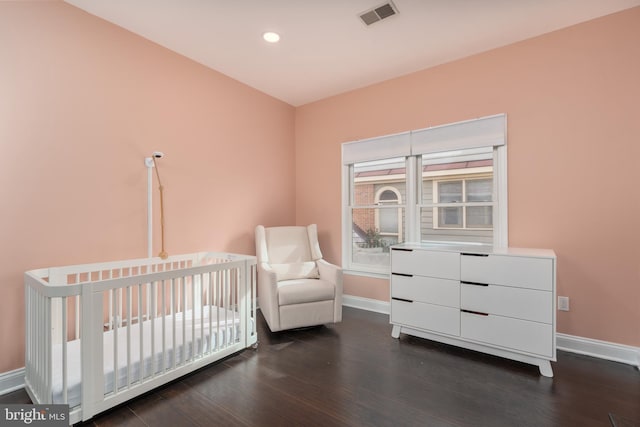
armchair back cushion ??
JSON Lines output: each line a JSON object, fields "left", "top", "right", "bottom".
{"left": 257, "top": 225, "right": 323, "bottom": 281}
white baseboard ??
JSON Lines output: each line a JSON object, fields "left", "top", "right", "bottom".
{"left": 342, "top": 294, "right": 390, "bottom": 314}
{"left": 0, "top": 367, "right": 25, "bottom": 396}
{"left": 342, "top": 294, "right": 640, "bottom": 369}
{"left": 556, "top": 333, "right": 640, "bottom": 368}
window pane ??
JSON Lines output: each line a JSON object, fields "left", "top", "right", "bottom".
{"left": 438, "top": 207, "right": 462, "bottom": 228}
{"left": 421, "top": 207, "right": 493, "bottom": 244}
{"left": 353, "top": 158, "right": 405, "bottom": 207}
{"left": 379, "top": 190, "right": 398, "bottom": 201}
{"left": 351, "top": 207, "right": 404, "bottom": 269}
{"left": 351, "top": 158, "right": 405, "bottom": 270}
{"left": 438, "top": 181, "right": 462, "bottom": 203}
{"left": 466, "top": 206, "right": 493, "bottom": 228}
{"left": 422, "top": 146, "right": 493, "bottom": 203}
{"left": 466, "top": 179, "right": 492, "bottom": 202}
{"left": 379, "top": 206, "right": 398, "bottom": 233}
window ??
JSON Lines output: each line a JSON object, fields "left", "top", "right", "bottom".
{"left": 342, "top": 114, "right": 507, "bottom": 276}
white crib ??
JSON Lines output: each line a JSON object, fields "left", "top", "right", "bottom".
{"left": 24, "top": 252, "right": 257, "bottom": 425}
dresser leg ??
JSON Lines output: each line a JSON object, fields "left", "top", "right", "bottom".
{"left": 538, "top": 360, "right": 553, "bottom": 377}
{"left": 391, "top": 325, "right": 401, "bottom": 339}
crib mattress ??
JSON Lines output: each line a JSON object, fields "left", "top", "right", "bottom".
{"left": 51, "top": 306, "right": 243, "bottom": 408}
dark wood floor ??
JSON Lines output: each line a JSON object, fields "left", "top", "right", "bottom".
{"left": 3, "top": 307, "right": 639, "bottom": 426}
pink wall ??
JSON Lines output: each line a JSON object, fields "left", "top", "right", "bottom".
{"left": 0, "top": 2, "right": 295, "bottom": 372}
{"left": 1, "top": 2, "right": 638, "bottom": 376}
{"left": 296, "top": 8, "right": 640, "bottom": 347}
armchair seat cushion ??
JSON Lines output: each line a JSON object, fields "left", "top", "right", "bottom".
{"left": 277, "top": 279, "right": 335, "bottom": 306}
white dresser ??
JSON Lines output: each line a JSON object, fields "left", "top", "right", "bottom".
{"left": 390, "top": 243, "right": 556, "bottom": 377}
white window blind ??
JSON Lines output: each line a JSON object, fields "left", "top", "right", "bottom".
{"left": 411, "top": 114, "right": 506, "bottom": 155}
{"left": 342, "top": 131, "right": 411, "bottom": 164}
{"left": 342, "top": 114, "right": 505, "bottom": 162}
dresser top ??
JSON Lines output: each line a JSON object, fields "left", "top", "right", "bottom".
{"left": 391, "top": 242, "right": 556, "bottom": 259}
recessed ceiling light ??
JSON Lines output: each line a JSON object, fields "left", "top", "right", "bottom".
{"left": 263, "top": 32, "right": 280, "bottom": 43}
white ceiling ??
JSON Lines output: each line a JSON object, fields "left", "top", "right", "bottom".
{"left": 64, "top": 0, "right": 640, "bottom": 106}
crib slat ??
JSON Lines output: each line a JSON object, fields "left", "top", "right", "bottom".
{"left": 236, "top": 269, "right": 240, "bottom": 343}
{"left": 172, "top": 278, "right": 176, "bottom": 370}
{"left": 146, "top": 282, "right": 150, "bottom": 331}
{"left": 39, "top": 291, "right": 44, "bottom": 402}
{"left": 28, "top": 287, "right": 34, "bottom": 398}
{"left": 61, "top": 297, "right": 68, "bottom": 404}
{"left": 37, "top": 291, "right": 43, "bottom": 401}
{"left": 232, "top": 269, "right": 236, "bottom": 343}
{"left": 191, "top": 274, "right": 196, "bottom": 360}
{"left": 217, "top": 271, "right": 221, "bottom": 350}
{"left": 126, "top": 285, "right": 132, "bottom": 388}
{"left": 45, "top": 294, "right": 52, "bottom": 403}
{"left": 75, "top": 295, "right": 80, "bottom": 339}
{"left": 224, "top": 269, "right": 228, "bottom": 347}
{"left": 185, "top": 275, "right": 194, "bottom": 361}
{"left": 24, "top": 287, "right": 30, "bottom": 394}
{"left": 161, "top": 279, "right": 166, "bottom": 374}
{"left": 182, "top": 276, "right": 187, "bottom": 364}
{"left": 252, "top": 264, "right": 257, "bottom": 338}
{"left": 30, "top": 287, "right": 35, "bottom": 396}
{"left": 118, "top": 287, "right": 123, "bottom": 328}
{"left": 201, "top": 273, "right": 206, "bottom": 354}
{"left": 151, "top": 281, "right": 157, "bottom": 378}
{"left": 175, "top": 272, "right": 182, "bottom": 311}
{"left": 232, "top": 269, "right": 237, "bottom": 343}
{"left": 108, "top": 287, "right": 113, "bottom": 331}
{"left": 208, "top": 272, "right": 213, "bottom": 353}
{"left": 199, "top": 274, "right": 204, "bottom": 357}
{"left": 234, "top": 269, "right": 238, "bottom": 342}
{"left": 113, "top": 288, "right": 119, "bottom": 395}
{"left": 138, "top": 283, "right": 144, "bottom": 384}
{"left": 35, "top": 290, "right": 41, "bottom": 401}
{"left": 33, "top": 291, "right": 38, "bottom": 400}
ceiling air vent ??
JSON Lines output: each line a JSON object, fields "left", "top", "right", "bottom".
{"left": 359, "top": 1, "right": 399, "bottom": 26}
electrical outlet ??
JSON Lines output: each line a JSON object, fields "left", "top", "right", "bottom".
{"left": 558, "top": 296, "right": 570, "bottom": 311}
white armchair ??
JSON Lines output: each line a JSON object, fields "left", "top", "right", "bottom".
{"left": 255, "top": 224, "right": 343, "bottom": 332}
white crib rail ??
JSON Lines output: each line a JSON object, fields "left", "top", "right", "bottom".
{"left": 24, "top": 252, "right": 257, "bottom": 425}
{"left": 25, "top": 270, "right": 80, "bottom": 411}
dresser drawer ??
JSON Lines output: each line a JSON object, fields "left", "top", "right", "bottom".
{"left": 460, "top": 254, "right": 553, "bottom": 291}
{"left": 461, "top": 311, "right": 553, "bottom": 357}
{"left": 392, "top": 274, "right": 459, "bottom": 307}
{"left": 391, "top": 248, "right": 460, "bottom": 280}
{"left": 460, "top": 283, "right": 552, "bottom": 323}
{"left": 391, "top": 299, "right": 460, "bottom": 336}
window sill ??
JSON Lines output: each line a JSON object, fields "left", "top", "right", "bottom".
{"left": 343, "top": 269, "right": 389, "bottom": 280}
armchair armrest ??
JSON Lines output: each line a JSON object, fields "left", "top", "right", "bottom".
{"left": 257, "top": 262, "right": 277, "bottom": 288}
{"left": 257, "top": 262, "right": 280, "bottom": 330}
{"left": 316, "top": 259, "right": 341, "bottom": 285}
{"left": 317, "top": 259, "right": 343, "bottom": 322}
